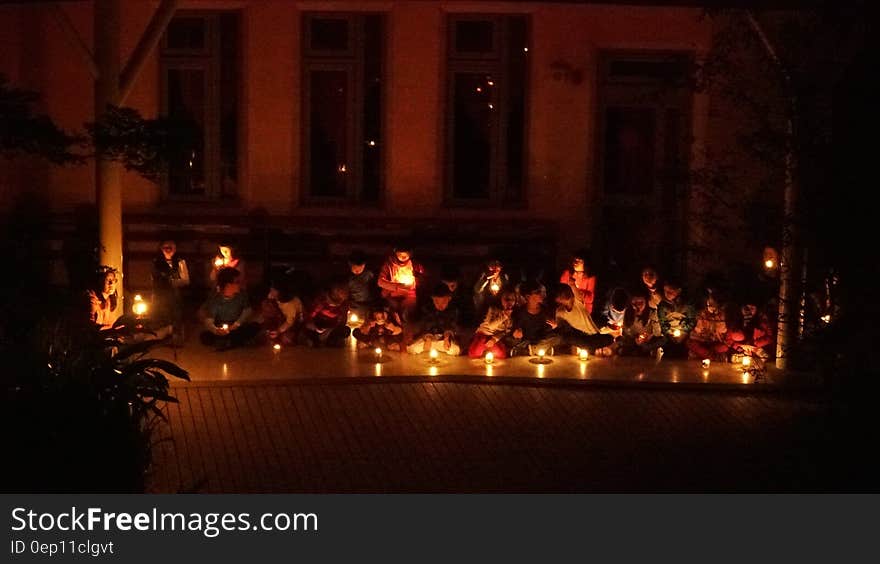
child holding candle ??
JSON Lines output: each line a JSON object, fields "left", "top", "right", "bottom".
{"left": 473, "top": 258, "right": 510, "bottom": 318}
{"left": 548, "top": 284, "right": 614, "bottom": 354}
{"left": 468, "top": 287, "right": 518, "bottom": 358}
{"left": 657, "top": 279, "right": 697, "bottom": 359}
{"left": 378, "top": 244, "right": 424, "bottom": 322}
{"left": 594, "top": 287, "right": 629, "bottom": 356}
{"left": 559, "top": 250, "right": 597, "bottom": 314}
{"left": 353, "top": 305, "right": 404, "bottom": 351}
{"left": 408, "top": 284, "right": 461, "bottom": 356}
{"left": 687, "top": 289, "right": 730, "bottom": 361}
{"left": 640, "top": 266, "right": 663, "bottom": 309}
{"left": 615, "top": 289, "right": 665, "bottom": 357}
{"left": 199, "top": 267, "right": 260, "bottom": 351}
{"left": 210, "top": 241, "right": 245, "bottom": 283}
{"left": 259, "top": 275, "right": 303, "bottom": 346}
{"left": 509, "top": 282, "right": 558, "bottom": 356}
{"left": 300, "top": 278, "right": 351, "bottom": 348}
{"left": 726, "top": 297, "right": 775, "bottom": 363}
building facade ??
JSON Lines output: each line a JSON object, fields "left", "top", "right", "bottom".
{"left": 1, "top": 1, "right": 728, "bottom": 292}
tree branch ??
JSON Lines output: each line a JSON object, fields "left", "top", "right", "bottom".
{"left": 118, "top": 0, "right": 180, "bottom": 104}
{"left": 51, "top": 3, "right": 100, "bottom": 80}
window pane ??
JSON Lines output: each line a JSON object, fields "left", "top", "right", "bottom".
{"left": 455, "top": 20, "right": 494, "bottom": 53}
{"left": 603, "top": 108, "right": 656, "bottom": 195}
{"left": 309, "top": 70, "right": 349, "bottom": 198}
{"left": 167, "top": 69, "right": 206, "bottom": 195}
{"left": 453, "top": 73, "right": 493, "bottom": 199}
{"left": 219, "top": 13, "right": 239, "bottom": 198}
{"left": 361, "top": 15, "right": 383, "bottom": 203}
{"left": 166, "top": 17, "right": 206, "bottom": 51}
{"left": 310, "top": 18, "right": 349, "bottom": 51}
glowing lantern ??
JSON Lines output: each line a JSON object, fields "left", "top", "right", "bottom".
{"left": 578, "top": 348, "right": 589, "bottom": 361}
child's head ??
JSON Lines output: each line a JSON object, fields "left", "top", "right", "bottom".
{"left": 642, "top": 266, "right": 659, "bottom": 288}
{"left": 610, "top": 287, "right": 629, "bottom": 312}
{"left": 217, "top": 267, "right": 242, "bottom": 297}
{"left": 218, "top": 241, "right": 236, "bottom": 259}
{"left": 630, "top": 291, "right": 648, "bottom": 315}
{"left": 486, "top": 259, "right": 502, "bottom": 275}
{"left": 95, "top": 266, "right": 118, "bottom": 296}
{"left": 571, "top": 249, "right": 590, "bottom": 275}
{"left": 431, "top": 284, "right": 452, "bottom": 311}
{"left": 520, "top": 281, "right": 544, "bottom": 308}
{"left": 393, "top": 243, "right": 412, "bottom": 263}
{"left": 160, "top": 240, "right": 177, "bottom": 260}
{"left": 554, "top": 283, "right": 575, "bottom": 310}
{"left": 663, "top": 280, "right": 682, "bottom": 302}
{"left": 371, "top": 308, "right": 388, "bottom": 325}
{"left": 440, "top": 264, "right": 460, "bottom": 292}
{"left": 499, "top": 288, "right": 517, "bottom": 311}
{"left": 348, "top": 250, "right": 367, "bottom": 275}
{"left": 328, "top": 278, "right": 349, "bottom": 303}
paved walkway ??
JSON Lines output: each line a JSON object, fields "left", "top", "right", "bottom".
{"left": 148, "top": 380, "right": 830, "bottom": 492}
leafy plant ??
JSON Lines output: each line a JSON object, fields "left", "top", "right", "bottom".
{"left": 6, "top": 318, "right": 189, "bottom": 492}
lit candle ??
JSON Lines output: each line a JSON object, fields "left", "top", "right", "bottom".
{"left": 484, "top": 351, "right": 494, "bottom": 365}
{"left": 214, "top": 257, "right": 224, "bottom": 268}
{"left": 429, "top": 348, "right": 439, "bottom": 361}
{"left": 742, "top": 356, "right": 751, "bottom": 368}
{"left": 702, "top": 358, "right": 711, "bottom": 369}
{"left": 672, "top": 329, "right": 682, "bottom": 338}
{"left": 490, "top": 282, "right": 500, "bottom": 293}
{"left": 537, "top": 348, "right": 546, "bottom": 361}
{"left": 132, "top": 297, "right": 148, "bottom": 316}
{"left": 764, "top": 259, "right": 775, "bottom": 269}
{"left": 221, "top": 324, "right": 229, "bottom": 331}
{"left": 821, "top": 314, "right": 831, "bottom": 324}
{"left": 578, "top": 348, "right": 589, "bottom": 361}
{"left": 397, "top": 273, "right": 414, "bottom": 286}
{"left": 273, "top": 343, "right": 281, "bottom": 352}
{"left": 374, "top": 347, "right": 383, "bottom": 360}
{"left": 429, "top": 366, "right": 438, "bottom": 377}
{"left": 349, "top": 313, "right": 359, "bottom": 324}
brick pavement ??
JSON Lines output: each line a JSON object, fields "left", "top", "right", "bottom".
{"left": 148, "top": 380, "right": 831, "bottom": 492}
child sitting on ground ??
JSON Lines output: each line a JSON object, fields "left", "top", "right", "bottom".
{"left": 559, "top": 250, "right": 597, "bottom": 314}
{"left": 548, "top": 284, "right": 614, "bottom": 355}
{"left": 508, "top": 281, "right": 558, "bottom": 356}
{"left": 594, "top": 287, "right": 629, "bottom": 356}
{"left": 353, "top": 305, "right": 404, "bottom": 351}
{"left": 615, "top": 289, "right": 664, "bottom": 357}
{"left": 657, "top": 279, "right": 697, "bottom": 359}
{"left": 407, "top": 284, "right": 461, "bottom": 356}
{"left": 347, "top": 250, "right": 375, "bottom": 320}
{"left": 259, "top": 276, "right": 303, "bottom": 346}
{"left": 468, "top": 287, "right": 518, "bottom": 359}
{"left": 377, "top": 243, "right": 424, "bottom": 322}
{"left": 300, "top": 278, "right": 351, "bottom": 348}
{"left": 687, "top": 289, "right": 730, "bottom": 361}
{"left": 726, "top": 297, "right": 775, "bottom": 362}
{"left": 200, "top": 267, "right": 260, "bottom": 351}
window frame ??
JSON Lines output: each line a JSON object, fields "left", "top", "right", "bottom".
{"left": 159, "top": 11, "right": 239, "bottom": 202}
{"left": 444, "top": 14, "right": 530, "bottom": 208}
{"left": 300, "top": 12, "right": 386, "bottom": 208}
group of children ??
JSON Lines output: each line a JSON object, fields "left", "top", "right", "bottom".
{"left": 86, "top": 241, "right": 777, "bottom": 363}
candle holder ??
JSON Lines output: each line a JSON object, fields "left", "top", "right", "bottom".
{"left": 529, "top": 348, "right": 553, "bottom": 365}
{"left": 577, "top": 348, "right": 589, "bottom": 362}
{"left": 372, "top": 347, "right": 391, "bottom": 364}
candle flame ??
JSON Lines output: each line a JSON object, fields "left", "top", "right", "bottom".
{"left": 578, "top": 348, "right": 589, "bottom": 361}
{"left": 273, "top": 343, "right": 281, "bottom": 351}
{"left": 429, "top": 349, "right": 439, "bottom": 360}
{"left": 484, "top": 352, "right": 494, "bottom": 364}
